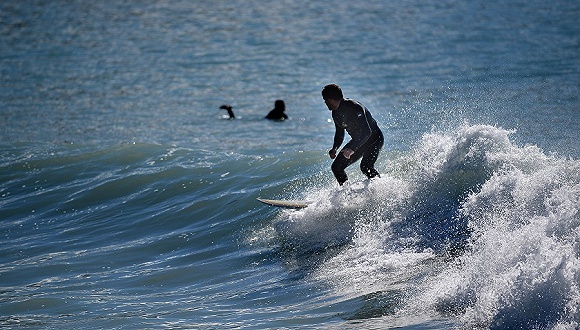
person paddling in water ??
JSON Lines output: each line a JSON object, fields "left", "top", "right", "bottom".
{"left": 265, "top": 100, "right": 288, "bottom": 120}
{"left": 219, "top": 104, "right": 235, "bottom": 119}
{"left": 322, "top": 84, "right": 384, "bottom": 186}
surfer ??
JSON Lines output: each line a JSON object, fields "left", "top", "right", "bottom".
{"left": 265, "top": 100, "right": 288, "bottom": 120}
{"left": 322, "top": 84, "right": 384, "bottom": 185}
{"left": 219, "top": 104, "right": 235, "bottom": 119}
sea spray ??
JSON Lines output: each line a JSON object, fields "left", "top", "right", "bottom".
{"left": 399, "top": 126, "right": 580, "bottom": 328}
{"left": 421, "top": 142, "right": 580, "bottom": 328}
{"left": 272, "top": 124, "right": 579, "bottom": 328}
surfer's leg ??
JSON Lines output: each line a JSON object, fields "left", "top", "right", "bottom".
{"left": 331, "top": 153, "right": 356, "bottom": 185}
{"left": 360, "top": 134, "right": 384, "bottom": 179}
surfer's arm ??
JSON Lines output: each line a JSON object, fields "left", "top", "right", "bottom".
{"left": 332, "top": 125, "right": 345, "bottom": 151}
{"left": 330, "top": 124, "right": 345, "bottom": 159}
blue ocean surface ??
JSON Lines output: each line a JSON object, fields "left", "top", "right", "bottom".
{"left": 1, "top": 0, "right": 579, "bottom": 329}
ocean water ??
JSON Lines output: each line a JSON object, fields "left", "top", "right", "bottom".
{"left": 1, "top": 0, "right": 579, "bottom": 329}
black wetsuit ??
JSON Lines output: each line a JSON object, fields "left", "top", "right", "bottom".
{"left": 331, "top": 99, "right": 383, "bottom": 185}
{"left": 265, "top": 109, "right": 288, "bottom": 120}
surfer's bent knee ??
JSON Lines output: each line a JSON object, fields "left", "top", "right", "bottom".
{"left": 331, "top": 160, "right": 348, "bottom": 184}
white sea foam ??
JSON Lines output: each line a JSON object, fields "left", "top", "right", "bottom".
{"left": 418, "top": 136, "right": 580, "bottom": 328}
{"left": 275, "top": 124, "right": 579, "bottom": 328}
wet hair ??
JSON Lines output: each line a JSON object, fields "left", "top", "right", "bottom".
{"left": 321, "top": 84, "right": 343, "bottom": 100}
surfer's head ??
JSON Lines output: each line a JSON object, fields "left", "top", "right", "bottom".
{"left": 322, "top": 84, "right": 343, "bottom": 100}
{"left": 322, "top": 84, "right": 343, "bottom": 110}
{"left": 274, "top": 99, "right": 285, "bottom": 111}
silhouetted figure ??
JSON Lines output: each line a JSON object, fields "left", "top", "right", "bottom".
{"left": 265, "top": 100, "right": 288, "bottom": 120}
{"left": 219, "top": 105, "right": 235, "bottom": 119}
{"left": 322, "top": 84, "right": 383, "bottom": 186}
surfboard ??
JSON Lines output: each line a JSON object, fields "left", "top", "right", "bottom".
{"left": 257, "top": 198, "right": 310, "bottom": 209}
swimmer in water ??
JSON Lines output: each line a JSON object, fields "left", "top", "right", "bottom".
{"left": 219, "top": 105, "right": 235, "bottom": 119}
{"left": 265, "top": 100, "right": 288, "bottom": 120}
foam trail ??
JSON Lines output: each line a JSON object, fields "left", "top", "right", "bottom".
{"left": 274, "top": 175, "right": 412, "bottom": 254}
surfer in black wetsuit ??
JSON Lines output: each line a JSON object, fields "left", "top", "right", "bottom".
{"left": 265, "top": 100, "right": 288, "bottom": 120}
{"left": 322, "top": 84, "right": 384, "bottom": 185}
